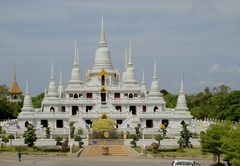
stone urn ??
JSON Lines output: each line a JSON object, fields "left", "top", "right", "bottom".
{"left": 102, "top": 146, "right": 109, "bottom": 155}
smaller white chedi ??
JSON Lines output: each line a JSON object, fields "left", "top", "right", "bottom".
{"left": 14, "top": 17, "right": 192, "bottom": 136}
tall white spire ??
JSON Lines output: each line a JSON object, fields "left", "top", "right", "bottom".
{"left": 141, "top": 70, "right": 145, "bottom": 85}
{"left": 141, "top": 70, "right": 147, "bottom": 97}
{"left": 176, "top": 75, "right": 188, "bottom": 111}
{"left": 58, "top": 71, "right": 64, "bottom": 98}
{"left": 122, "top": 47, "right": 128, "bottom": 83}
{"left": 44, "top": 85, "right": 47, "bottom": 96}
{"left": 92, "top": 16, "right": 113, "bottom": 72}
{"left": 68, "top": 41, "right": 82, "bottom": 85}
{"left": 153, "top": 59, "right": 157, "bottom": 79}
{"left": 123, "top": 41, "right": 137, "bottom": 85}
{"left": 74, "top": 40, "right": 78, "bottom": 65}
{"left": 180, "top": 74, "right": 184, "bottom": 93}
{"left": 99, "top": 16, "right": 106, "bottom": 46}
{"left": 128, "top": 40, "right": 132, "bottom": 65}
{"left": 148, "top": 61, "right": 162, "bottom": 98}
{"left": 50, "top": 62, "right": 54, "bottom": 80}
{"left": 22, "top": 78, "right": 34, "bottom": 112}
{"left": 124, "top": 47, "right": 128, "bottom": 70}
{"left": 47, "top": 63, "right": 58, "bottom": 98}
{"left": 77, "top": 48, "right": 80, "bottom": 66}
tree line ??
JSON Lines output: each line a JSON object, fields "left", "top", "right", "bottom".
{"left": 161, "top": 84, "right": 240, "bottom": 122}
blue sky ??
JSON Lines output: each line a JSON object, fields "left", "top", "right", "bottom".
{"left": 1, "top": 0, "right": 240, "bottom": 95}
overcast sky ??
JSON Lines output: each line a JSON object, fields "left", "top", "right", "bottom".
{"left": 1, "top": 0, "right": 240, "bottom": 95}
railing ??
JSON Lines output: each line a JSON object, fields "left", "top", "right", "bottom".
{"left": 88, "top": 139, "right": 124, "bottom": 145}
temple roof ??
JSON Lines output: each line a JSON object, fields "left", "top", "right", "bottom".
{"left": 9, "top": 66, "right": 22, "bottom": 94}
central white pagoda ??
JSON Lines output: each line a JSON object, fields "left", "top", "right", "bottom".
{"left": 16, "top": 17, "right": 192, "bottom": 136}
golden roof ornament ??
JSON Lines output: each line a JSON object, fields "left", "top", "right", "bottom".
{"left": 9, "top": 65, "right": 22, "bottom": 94}
{"left": 98, "top": 68, "right": 108, "bottom": 79}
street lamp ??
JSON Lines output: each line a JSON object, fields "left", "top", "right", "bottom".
{"left": 141, "top": 127, "right": 145, "bottom": 155}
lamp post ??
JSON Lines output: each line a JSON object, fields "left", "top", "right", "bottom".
{"left": 141, "top": 127, "right": 145, "bottom": 155}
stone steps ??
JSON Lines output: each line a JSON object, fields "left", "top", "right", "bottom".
{"left": 81, "top": 145, "right": 130, "bottom": 157}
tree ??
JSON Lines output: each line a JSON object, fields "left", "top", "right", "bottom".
{"left": 0, "top": 85, "right": 9, "bottom": 98}
{"left": 76, "top": 128, "right": 84, "bottom": 136}
{"left": 177, "top": 137, "right": 185, "bottom": 150}
{"left": 8, "top": 134, "right": 15, "bottom": 146}
{"left": 130, "top": 134, "right": 139, "bottom": 147}
{"left": 155, "top": 134, "right": 163, "bottom": 145}
{"left": 23, "top": 124, "right": 37, "bottom": 147}
{"left": 92, "top": 113, "right": 116, "bottom": 133}
{"left": 55, "top": 135, "right": 63, "bottom": 145}
{"left": 0, "top": 97, "right": 22, "bottom": 119}
{"left": 161, "top": 89, "right": 177, "bottom": 108}
{"left": 160, "top": 123, "right": 167, "bottom": 138}
{"left": 61, "top": 138, "right": 69, "bottom": 152}
{"left": 221, "top": 123, "right": 240, "bottom": 165}
{"left": 74, "top": 135, "right": 83, "bottom": 148}
{"left": 200, "top": 122, "right": 232, "bottom": 164}
{"left": 2, "top": 135, "right": 9, "bottom": 147}
{"left": 179, "top": 121, "right": 191, "bottom": 148}
{"left": 190, "top": 107, "right": 206, "bottom": 120}
{"left": 134, "top": 124, "right": 142, "bottom": 139}
{"left": 69, "top": 122, "right": 75, "bottom": 139}
{"left": 32, "top": 92, "right": 44, "bottom": 108}
{"left": 45, "top": 127, "right": 51, "bottom": 139}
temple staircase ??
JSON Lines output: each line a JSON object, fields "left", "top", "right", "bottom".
{"left": 80, "top": 145, "right": 137, "bottom": 157}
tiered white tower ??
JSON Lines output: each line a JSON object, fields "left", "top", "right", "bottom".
{"left": 16, "top": 17, "right": 192, "bottom": 136}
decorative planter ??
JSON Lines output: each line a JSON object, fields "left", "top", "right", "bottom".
{"left": 102, "top": 146, "right": 109, "bottom": 155}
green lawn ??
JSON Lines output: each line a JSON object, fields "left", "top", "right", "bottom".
{"left": 132, "top": 146, "right": 212, "bottom": 158}
{"left": 0, "top": 145, "right": 80, "bottom": 155}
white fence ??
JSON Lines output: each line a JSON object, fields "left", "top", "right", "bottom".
{"left": 0, "top": 138, "right": 200, "bottom": 147}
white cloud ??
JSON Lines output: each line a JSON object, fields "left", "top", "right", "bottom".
{"left": 208, "top": 64, "right": 240, "bottom": 76}
{"left": 209, "top": 64, "right": 222, "bottom": 74}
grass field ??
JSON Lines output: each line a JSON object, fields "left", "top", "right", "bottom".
{"left": 0, "top": 145, "right": 80, "bottom": 155}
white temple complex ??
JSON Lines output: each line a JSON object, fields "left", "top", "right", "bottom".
{"left": 11, "top": 17, "right": 193, "bottom": 136}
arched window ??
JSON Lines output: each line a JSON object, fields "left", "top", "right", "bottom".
{"left": 129, "top": 93, "right": 133, "bottom": 98}
{"left": 153, "top": 106, "right": 158, "bottom": 112}
{"left": 101, "top": 88, "right": 106, "bottom": 104}
{"left": 74, "top": 93, "right": 78, "bottom": 99}
{"left": 50, "top": 106, "right": 55, "bottom": 112}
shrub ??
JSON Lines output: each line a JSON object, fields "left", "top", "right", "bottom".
{"left": 130, "top": 134, "right": 139, "bottom": 141}
{"left": 55, "top": 135, "right": 63, "bottom": 146}
{"left": 150, "top": 142, "right": 159, "bottom": 153}
{"left": 130, "top": 140, "right": 136, "bottom": 147}
{"left": 74, "top": 135, "right": 84, "bottom": 148}
{"left": 155, "top": 134, "right": 163, "bottom": 145}
{"left": 2, "top": 135, "right": 9, "bottom": 147}
{"left": 159, "top": 147, "right": 177, "bottom": 152}
{"left": 210, "top": 163, "right": 226, "bottom": 166}
{"left": 35, "top": 146, "right": 62, "bottom": 152}
{"left": 8, "top": 134, "right": 15, "bottom": 146}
